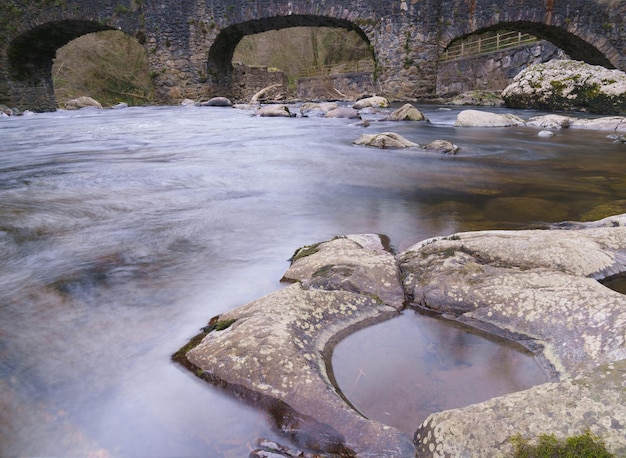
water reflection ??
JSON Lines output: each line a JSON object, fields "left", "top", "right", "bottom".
{"left": 331, "top": 310, "right": 548, "bottom": 435}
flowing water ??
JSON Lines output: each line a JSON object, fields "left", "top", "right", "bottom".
{"left": 1, "top": 105, "right": 625, "bottom": 456}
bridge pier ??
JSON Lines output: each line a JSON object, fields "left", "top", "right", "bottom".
{"left": 5, "top": 66, "right": 56, "bottom": 112}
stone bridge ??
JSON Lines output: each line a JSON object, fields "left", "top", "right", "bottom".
{"left": 2, "top": 0, "right": 626, "bottom": 111}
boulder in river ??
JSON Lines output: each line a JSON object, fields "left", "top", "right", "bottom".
{"left": 65, "top": 96, "right": 102, "bottom": 110}
{"left": 448, "top": 90, "right": 505, "bottom": 107}
{"left": 182, "top": 234, "right": 415, "bottom": 457}
{"left": 422, "top": 139, "right": 458, "bottom": 154}
{"left": 300, "top": 102, "right": 338, "bottom": 117}
{"left": 527, "top": 114, "right": 572, "bottom": 129}
{"left": 528, "top": 114, "right": 626, "bottom": 132}
{"left": 200, "top": 97, "right": 233, "bottom": 107}
{"left": 502, "top": 59, "right": 626, "bottom": 114}
{"left": 256, "top": 104, "right": 294, "bottom": 117}
{"left": 324, "top": 107, "right": 361, "bottom": 119}
{"left": 353, "top": 132, "right": 418, "bottom": 149}
{"left": 385, "top": 103, "right": 429, "bottom": 122}
{"left": 353, "top": 96, "right": 389, "bottom": 110}
{"left": 454, "top": 109, "right": 525, "bottom": 127}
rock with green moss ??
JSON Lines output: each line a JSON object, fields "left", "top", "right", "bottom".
{"left": 399, "top": 213, "right": 626, "bottom": 377}
{"left": 182, "top": 234, "right": 415, "bottom": 457}
{"left": 415, "top": 360, "right": 626, "bottom": 456}
{"left": 502, "top": 60, "right": 626, "bottom": 114}
{"left": 449, "top": 90, "right": 504, "bottom": 107}
{"left": 401, "top": 214, "right": 626, "bottom": 456}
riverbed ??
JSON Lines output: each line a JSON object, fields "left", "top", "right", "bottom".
{"left": 1, "top": 104, "right": 625, "bottom": 456}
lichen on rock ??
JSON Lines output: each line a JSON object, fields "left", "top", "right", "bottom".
{"left": 181, "top": 234, "right": 415, "bottom": 457}
{"left": 502, "top": 59, "right": 626, "bottom": 114}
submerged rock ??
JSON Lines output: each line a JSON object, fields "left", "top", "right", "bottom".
{"left": 484, "top": 196, "right": 571, "bottom": 222}
{"left": 454, "top": 109, "right": 525, "bottom": 127}
{"left": 353, "top": 132, "right": 418, "bottom": 149}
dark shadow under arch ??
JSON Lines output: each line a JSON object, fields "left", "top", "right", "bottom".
{"left": 8, "top": 20, "right": 116, "bottom": 81}
{"left": 207, "top": 15, "right": 374, "bottom": 85}
{"left": 445, "top": 21, "right": 614, "bottom": 69}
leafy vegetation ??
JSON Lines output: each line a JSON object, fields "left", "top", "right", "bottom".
{"left": 52, "top": 30, "right": 154, "bottom": 107}
{"left": 511, "top": 431, "right": 614, "bottom": 458}
{"left": 233, "top": 26, "right": 374, "bottom": 85}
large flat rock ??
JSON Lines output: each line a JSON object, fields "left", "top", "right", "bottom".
{"left": 179, "top": 216, "right": 626, "bottom": 456}
{"left": 398, "top": 215, "right": 626, "bottom": 377}
{"left": 184, "top": 235, "right": 415, "bottom": 457}
{"left": 415, "top": 359, "right": 626, "bottom": 457}
{"left": 399, "top": 214, "right": 626, "bottom": 456}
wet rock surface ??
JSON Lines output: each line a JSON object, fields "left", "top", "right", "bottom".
{"left": 399, "top": 214, "right": 626, "bottom": 377}
{"left": 353, "top": 132, "right": 418, "bottom": 149}
{"left": 179, "top": 215, "right": 626, "bottom": 457}
{"left": 415, "top": 359, "right": 626, "bottom": 457}
{"left": 384, "top": 103, "right": 428, "bottom": 122}
{"left": 184, "top": 235, "right": 415, "bottom": 457}
{"left": 400, "top": 214, "right": 626, "bottom": 457}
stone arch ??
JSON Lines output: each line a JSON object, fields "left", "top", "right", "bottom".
{"left": 8, "top": 20, "right": 115, "bottom": 81}
{"left": 206, "top": 15, "right": 375, "bottom": 90}
{"left": 6, "top": 20, "right": 146, "bottom": 111}
{"left": 442, "top": 21, "right": 616, "bottom": 69}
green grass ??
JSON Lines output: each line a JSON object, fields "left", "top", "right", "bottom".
{"left": 511, "top": 431, "right": 614, "bottom": 458}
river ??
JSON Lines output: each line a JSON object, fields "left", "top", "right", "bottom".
{"left": 1, "top": 104, "right": 625, "bottom": 456}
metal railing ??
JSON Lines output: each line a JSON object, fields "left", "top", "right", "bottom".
{"left": 441, "top": 31, "right": 539, "bottom": 62}
{"left": 297, "top": 59, "right": 375, "bottom": 78}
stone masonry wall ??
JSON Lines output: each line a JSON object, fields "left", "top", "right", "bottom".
{"left": 4, "top": 0, "right": 626, "bottom": 111}
{"left": 231, "top": 64, "right": 288, "bottom": 102}
{"left": 437, "top": 41, "right": 568, "bottom": 96}
{"left": 296, "top": 72, "right": 377, "bottom": 101}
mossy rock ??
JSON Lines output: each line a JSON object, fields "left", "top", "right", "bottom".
{"left": 484, "top": 197, "right": 571, "bottom": 223}
{"left": 581, "top": 200, "right": 626, "bottom": 222}
{"left": 511, "top": 430, "right": 614, "bottom": 458}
